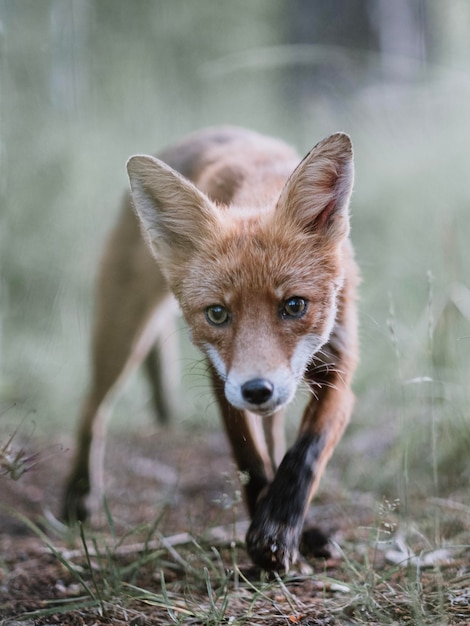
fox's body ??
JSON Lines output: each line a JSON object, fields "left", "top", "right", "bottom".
{"left": 63, "top": 127, "right": 359, "bottom": 571}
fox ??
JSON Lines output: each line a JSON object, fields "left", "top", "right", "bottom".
{"left": 62, "top": 126, "right": 359, "bottom": 571}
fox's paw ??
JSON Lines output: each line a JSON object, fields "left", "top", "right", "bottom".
{"left": 300, "top": 526, "right": 331, "bottom": 560}
{"left": 246, "top": 518, "right": 301, "bottom": 572}
{"left": 61, "top": 476, "right": 90, "bottom": 524}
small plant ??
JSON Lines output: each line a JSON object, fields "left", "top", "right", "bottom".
{"left": 0, "top": 415, "right": 40, "bottom": 480}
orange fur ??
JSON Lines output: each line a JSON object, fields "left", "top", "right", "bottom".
{"left": 63, "top": 127, "right": 359, "bottom": 572}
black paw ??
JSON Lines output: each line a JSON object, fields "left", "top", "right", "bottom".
{"left": 300, "top": 526, "right": 331, "bottom": 559}
{"left": 246, "top": 519, "right": 301, "bottom": 571}
{"left": 61, "top": 477, "right": 90, "bottom": 524}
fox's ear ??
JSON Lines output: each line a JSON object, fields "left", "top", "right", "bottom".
{"left": 276, "top": 132, "right": 354, "bottom": 242}
{"left": 127, "top": 154, "right": 218, "bottom": 263}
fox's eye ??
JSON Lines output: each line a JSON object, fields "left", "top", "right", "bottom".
{"left": 205, "top": 304, "right": 230, "bottom": 326}
{"left": 281, "top": 296, "right": 308, "bottom": 319}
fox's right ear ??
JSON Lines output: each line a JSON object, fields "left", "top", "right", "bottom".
{"left": 276, "top": 132, "right": 354, "bottom": 244}
{"left": 127, "top": 155, "right": 218, "bottom": 265}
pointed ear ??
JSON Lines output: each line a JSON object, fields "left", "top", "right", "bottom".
{"left": 127, "top": 154, "right": 218, "bottom": 264}
{"left": 276, "top": 133, "right": 354, "bottom": 242}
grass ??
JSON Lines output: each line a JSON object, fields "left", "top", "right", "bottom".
{"left": 2, "top": 487, "right": 468, "bottom": 624}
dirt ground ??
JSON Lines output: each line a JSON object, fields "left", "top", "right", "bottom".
{"left": 1, "top": 428, "right": 469, "bottom": 624}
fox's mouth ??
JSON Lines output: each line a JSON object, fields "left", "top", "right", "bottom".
{"left": 228, "top": 397, "right": 285, "bottom": 417}
{"left": 246, "top": 403, "right": 285, "bottom": 418}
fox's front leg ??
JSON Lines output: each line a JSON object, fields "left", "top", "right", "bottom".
{"left": 209, "top": 367, "right": 275, "bottom": 514}
{"left": 246, "top": 361, "right": 354, "bottom": 571}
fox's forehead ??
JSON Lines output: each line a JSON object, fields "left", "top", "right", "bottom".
{"left": 181, "top": 222, "right": 342, "bottom": 307}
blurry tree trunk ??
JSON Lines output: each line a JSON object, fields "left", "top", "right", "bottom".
{"left": 286, "top": 0, "right": 430, "bottom": 104}
{"left": 49, "top": 0, "right": 90, "bottom": 112}
{"left": 369, "top": 0, "right": 428, "bottom": 81}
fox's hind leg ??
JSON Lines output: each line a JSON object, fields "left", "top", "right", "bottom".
{"left": 62, "top": 206, "right": 173, "bottom": 523}
{"left": 62, "top": 295, "right": 174, "bottom": 523}
{"left": 144, "top": 312, "right": 179, "bottom": 425}
{"left": 262, "top": 410, "right": 285, "bottom": 471}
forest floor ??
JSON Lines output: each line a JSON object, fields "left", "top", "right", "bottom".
{"left": 1, "top": 428, "right": 469, "bottom": 625}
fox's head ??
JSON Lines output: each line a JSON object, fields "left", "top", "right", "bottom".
{"left": 127, "top": 133, "right": 354, "bottom": 417}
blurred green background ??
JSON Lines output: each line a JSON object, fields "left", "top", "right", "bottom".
{"left": 1, "top": 0, "right": 469, "bottom": 496}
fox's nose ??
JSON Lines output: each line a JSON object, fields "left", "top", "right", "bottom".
{"left": 241, "top": 378, "right": 274, "bottom": 405}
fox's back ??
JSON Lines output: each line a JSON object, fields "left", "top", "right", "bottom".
{"left": 157, "top": 126, "right": 301, "bottom": 206}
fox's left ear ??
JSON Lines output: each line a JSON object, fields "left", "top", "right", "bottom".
{"left": 276, "top": 132, "right": 354, "bottom": 242}
{"left": 126, "top": 154, "right": 218, "bottom": 268}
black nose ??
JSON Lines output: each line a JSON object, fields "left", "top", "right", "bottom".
{"left": 241, "top": 378, "right": 274, "bottom": 405}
